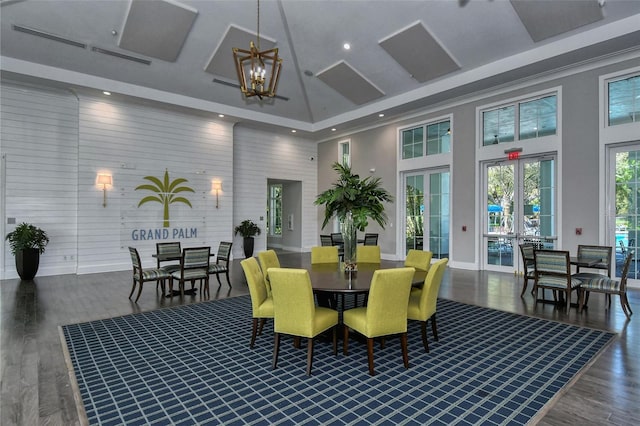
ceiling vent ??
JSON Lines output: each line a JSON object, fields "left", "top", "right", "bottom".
{"left": 91, "top": 47, "right": 151, "bottom": 65}
{"left": 12, "top": 24, "right": 86, "bottom": 49}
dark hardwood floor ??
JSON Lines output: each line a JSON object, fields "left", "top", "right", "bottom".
{"left": 1, "top": 252, "right": 638, "bottom": 425}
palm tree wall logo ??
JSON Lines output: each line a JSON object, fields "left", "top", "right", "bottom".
{"left": 135, "top": 169, "right": 195, "bottom": 227}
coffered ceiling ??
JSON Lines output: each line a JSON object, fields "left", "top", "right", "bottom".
{"left": 1, "top": 0, "right": 640, "bottom": 139}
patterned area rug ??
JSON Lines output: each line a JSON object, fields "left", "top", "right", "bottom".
{"left": 60, "top": 296, "right": 615, "bottom": 425}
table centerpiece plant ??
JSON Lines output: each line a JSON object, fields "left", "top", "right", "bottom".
{"left": 315, "top": 162, "right": 393, "bottom": 270}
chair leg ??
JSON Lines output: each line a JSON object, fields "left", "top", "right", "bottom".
{"left": 128, "top": 279, "right": 137, "bottom": 299}
{"left": 306, "top": 338, "right": 314, "bottom": 376}
{"left": 216, "top": 273, "right": 222, "bottom": 287}
{"left": 134, "top": 281, "right": 144, "bottom": 303}
{"left": 250, "top": 318, "right": 259, "bottom": 349}
{"left": 565, "top": 290, "right": 571, "bottom": 310}
{"left": 520, "top": 276, "right": 528, "bottom": 297}
{"left": 258, "top": 319, "right": 266, "bottom": 335}
{"left": 420, "top": 321, "right": 429, "bottom": 353}
{"left": 623, "top": 293, "right": 633, "bottom": 316}
{"left": 343, "top": 326, "right": 349, "bottom": 355}
{"left": 430, "top": 314, "right": 438, "bottom": 341}
{"left": 332, "top": 326, "right": 337, "bottom": 356}
{"left": 225, "top": 270, "right": 231, "bottom": 287}
{"left": 272, "top": 333, "right": 280, "bottom": 370}
{"left": 579, "top": 289, "right": 586, "bottom": 312}
{"left": 366, "top": 338, "right": 375, "bottom": 376}
{"left": 401, "top": 332, "right": 409, "bottom": 369}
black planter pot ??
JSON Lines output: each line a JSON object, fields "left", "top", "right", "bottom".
{"left": 242, "top": 237, "right": 255, "bottom": 258}
{"left": 16, "top": 248, "right": 41, "bottom": 280}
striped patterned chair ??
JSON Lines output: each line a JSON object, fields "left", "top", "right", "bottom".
{"left": 575, "top": 245, "right": 612, "bottom": 278}
{"left": 519, "top": 243, "right": 536, "bottom": 297}
{"left": 576, "top": 250, "right": 634, "bottom": 319}
{"left": 533, "top": 249, "right": 582, "bottom": 310}
{"left": 128, "top": 247, "right": 170, "bottom": 302}
{"left": 170, "top": 247, "right": 211, "bottom": 298}
{"left": 209, "top": 241, "right": 233, "bottom": 287}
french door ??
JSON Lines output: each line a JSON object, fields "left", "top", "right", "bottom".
{"left": 403, "top": 169, "right": 450, "bottom": 259}
{"left": 608, "top": 144, "right": 640, "bottom": 280}
{"left": 483, "top": 156, "right": 556, "bottom": 272}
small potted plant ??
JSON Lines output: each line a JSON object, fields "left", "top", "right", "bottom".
{"left": 234, "top": 219, "right": 261, "bottom": 258}
{"left": 5, "top": 222, "right": 49, "bottom": 280}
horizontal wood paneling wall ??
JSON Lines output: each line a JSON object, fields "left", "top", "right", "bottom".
{"left": 1, "top": 83, "right": 79, "bottom": 278}
{"left": 233, "top": 126, "right": 318, "bottom": 258}
{"left": 77, "top": 96, "right": 234, "bottom": 274}
{"left": 1, "top": 80, "right": 234, "bottom": 278}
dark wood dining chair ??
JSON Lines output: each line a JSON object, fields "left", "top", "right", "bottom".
{"left": 320, "top": 234, "right": 333, "bottom": 246}
{"left": 156, "top": 242, "right": 181, "bottom": 291}
{"left": 209, "top": 241, "right": 233, "bottom": 287}
{"left": 533, "top": 249, "right": 582, "bottom": 310}
{"left": 170, "top": 247, "right": 211, "bottom": 298}
{"left": 128, "top": 247, "right": 170, "bottom": 302}
{"left": 363, "top": 233, "right": 378, "bottom": 246}
{"left": 575, "top": 250, "right": 634, "bottom": 319}
{"left": 519, "top": 243, "right": 536, "bottom": 297}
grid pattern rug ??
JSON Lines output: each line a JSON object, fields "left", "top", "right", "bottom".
{"left": 60, "top": 296, "right": 615, "bottom": 426}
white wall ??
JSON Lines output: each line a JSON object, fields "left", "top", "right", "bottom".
{"left": 1, "top": 83, "right": 79, "bottom": 278}
{"left": 1, "top": 80, "right": 235, "bottom": 278}
{"left": 233, "top": 126, "right": 317, "bottom": 258}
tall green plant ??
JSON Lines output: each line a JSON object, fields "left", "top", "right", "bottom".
{"left": 315, "top": 162, "right": 393, "bottom": 231}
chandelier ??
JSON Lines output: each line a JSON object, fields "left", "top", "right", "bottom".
{"left": 232, "top": 0, "right": 283, "bottom": 99}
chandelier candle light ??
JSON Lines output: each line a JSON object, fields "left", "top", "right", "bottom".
{"left": 233, "top": 0, "right": 283, "bottom": 99}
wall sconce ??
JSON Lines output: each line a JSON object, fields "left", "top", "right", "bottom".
{"left": 211, "top": 181, "right": 222, "bottom": 209}
{"left": 97, "top": 173, "right": 112, "bottom": 207}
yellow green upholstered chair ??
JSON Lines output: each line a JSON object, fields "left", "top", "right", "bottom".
{"left": 407, "top": 258, "right": 448, "bottom": 352}
{"left": 240, "top": 257, "right": 274, "bottom": 348}
{"left": 356, "top": 245, "right": 381, "bottom": 263}
{"left": 311, "top": 246, "right": 339, "bottom": 264}
{"left": 404, "top": 249, "right": 433, "bottom": 271}
{"left": 343, "top": 267, "right": 415, "bottom": 376}
{"left": 269, "top": 268, "right": 339, "bottom": 376}
{"left": 257, "top": 249, "right": 280, "bottom": 295}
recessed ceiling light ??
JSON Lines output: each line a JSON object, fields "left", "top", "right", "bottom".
{"left": 378, "top": 113, "right": 384, "bottom": 117}
{"left": 103, "top": 91, "right": 111, "bottom": 96}
{"left": 343, "top": 43, "right": 351, "bottom": 50}
{"left": 291, "top": 130, "right": 297, "bottom": 133}
{"left": 218, "top": 114, "right": 224, "bottom": 118}
{"left": 331, "top": 128, "right": 337, "bottom": 132}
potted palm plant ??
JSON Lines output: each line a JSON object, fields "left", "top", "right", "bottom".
{"left": 315, "top": 162, "right": 393, "bottom": 269}
{"left": 235, "top": 219, "right": 261, "bottom": 258}
{"left": 5, "top": 222, "right": 49, "bottom": 280}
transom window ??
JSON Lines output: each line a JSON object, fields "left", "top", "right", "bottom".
{"left": 339, "top": 140, "right": 351, "bottom": 166}
{"left": 401, "top": 119, "right": 450, "bottom": 159}
{"left": 608, "top": 74, "right": 640, "bottom": 126}
{"left": 482, "top": 94, "right": 557, "bottom": 146}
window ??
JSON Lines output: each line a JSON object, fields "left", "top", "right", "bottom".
{"left": 401, "top": 119, "right": 450, "bottom": 159}
{"left": 339, "top": 140, "right": 351, "bottom": 166}
{"left": 608, "top": 74, "right": 640, "bottom": 126}
{"left": 482, "top": 94, "right": 557, "bottom": 146}
{"left": 267, "top": 184, "right": 282, "bottom": 236}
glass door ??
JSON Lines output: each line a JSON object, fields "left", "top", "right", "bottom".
{"left": 404, "top": 170, "right": 450, "bottom": 259}
{"left": 483, "top": 156, "right": 556, "bottom": 272}
{"left": 608, "top": 145, "right": 640, "bottom": 279}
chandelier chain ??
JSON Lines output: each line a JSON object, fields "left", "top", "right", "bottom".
{"left": 256, "top": 0, "right": 260, "bottom": 50}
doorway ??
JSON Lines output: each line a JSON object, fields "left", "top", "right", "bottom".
{"left": 402, "top": 169, "right": 450, "bottom": 259}
{"left": 482, "top": 156, "right": 557, "bottom": 272}
{"left": 266, "top": 179, "right": 302, "bottom": 253}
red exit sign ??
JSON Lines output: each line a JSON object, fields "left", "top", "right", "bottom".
{"left": 508, "top": 151, "right": 520, "bottom": 160}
